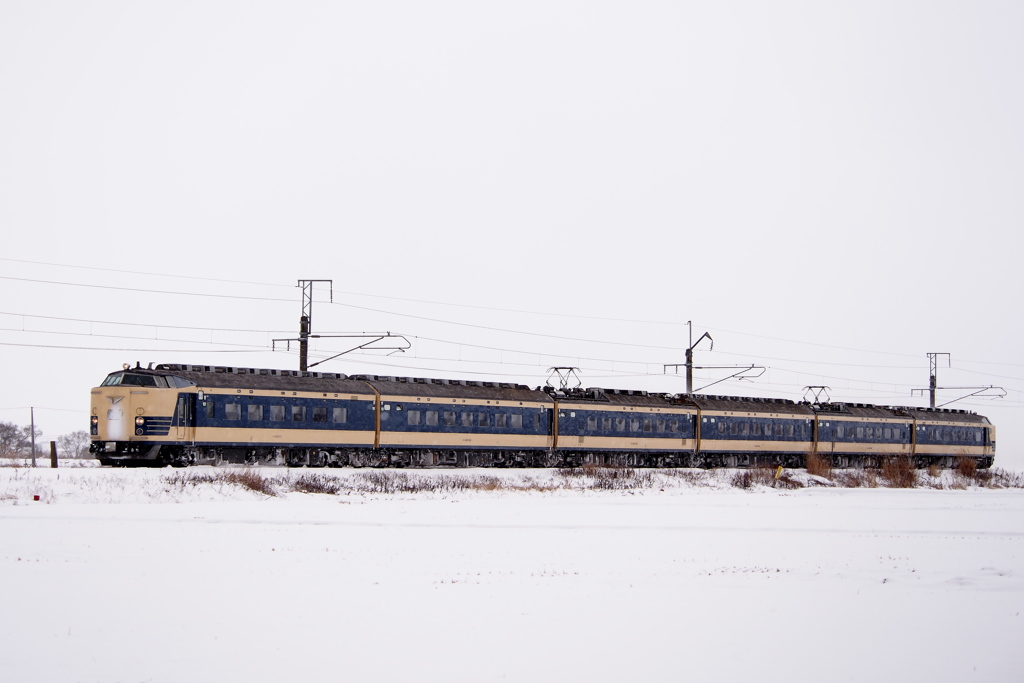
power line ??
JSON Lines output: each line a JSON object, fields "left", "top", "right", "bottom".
{"left": 0, "top": 342, "right": 271, "bottom": 353}
{"left": 0, "top": 276, "right": 295, "bottom": 304}
{"left": 0, "top": 310, "right": 291, "bottom": 334}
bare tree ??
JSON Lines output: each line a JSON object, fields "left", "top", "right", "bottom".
{"left": 57, "top": 430, "right": 91, "bottom": 459}
{"left": 0, "top": 421, "right": 29, "bottom": 458}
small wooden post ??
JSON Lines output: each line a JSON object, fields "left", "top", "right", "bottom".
{"left": 50, "top": 441, "right": 58, "bottom": 468}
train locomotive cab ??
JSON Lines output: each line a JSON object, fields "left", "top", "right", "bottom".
{"left": 89, "top": 366, "right": 197, "bottom": 466}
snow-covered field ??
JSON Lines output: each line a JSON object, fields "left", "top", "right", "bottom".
{"left": 2, "top": 467, "right": 1023, "bottom": 682}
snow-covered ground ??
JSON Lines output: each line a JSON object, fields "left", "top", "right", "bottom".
{"left": 2, "top": 467, "right": 1022, "bottom": 682}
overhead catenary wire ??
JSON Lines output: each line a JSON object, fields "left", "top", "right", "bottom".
{"left": 3, "top": 265, "right": 1022, "bottom": 405}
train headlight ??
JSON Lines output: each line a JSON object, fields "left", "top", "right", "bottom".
{"left": 135, "top": 416, "right": 145, "bottom": 427}
{"left": 91, "top": 416, "right": 99, "bottom": 426}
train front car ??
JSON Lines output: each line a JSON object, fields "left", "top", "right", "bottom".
{"left": 90, "top": 365, "right": 193, "bottom": 466}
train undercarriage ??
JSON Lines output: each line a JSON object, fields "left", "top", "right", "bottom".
{"left": 91, "top": 442, "right": 994, "bottom": 470}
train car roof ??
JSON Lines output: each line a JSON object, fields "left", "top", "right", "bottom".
{"left": 547, "top": 387, "right": 672, "bottom": 408}
{"left": 151, "top": 364, "right": 375, "bottom": 394}
{"left": 680, "top": 394, "right": 815, "bottom": 416}
{"left": 354, "top": 375, "right": 553, "bottom": 403}
{"left": 892, "top": 406, "right": 990, "bottom": 424}
{"left": 812, "top": 403, "right": 902, "bottom": 419}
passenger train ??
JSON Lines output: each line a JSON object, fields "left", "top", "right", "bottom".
{"left": 89, "top": 363, "right": 996, "bottom": 469}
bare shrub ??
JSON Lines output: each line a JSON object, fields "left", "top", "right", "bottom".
{"left": 659, "top": 469, "right": 712, "bottom": 486}
{"left": 805, "top": 451, "right": 832, "bottom": 479}
{"left": 927, "top": 464, "right": 942, "bottom": 479}
{"left": 775, "top": 471, "right": 805, "bottom": 490}
{"left": 590, "top": 466, "right": 653, "bottom": 490}
{"left": 881, "top": 457, "right": 917, "bottom": 488}
{"left": 556, "top": 467, "right": 584, "bottom": 478}
{"left": 731, "top": 465, "right": 777, "bottom": 490}
{"left": 291, "top": 472, "right": 343, "bottom": 495}
{"left": 982, "top": 468, "right": 1024, "bottom": 489}
{"left": 955, "top": 456, "right": 978, "bottom": 480}
{"left": 221, "top": 469, "right": 278, "bottom": 496}
{"left": 834, "top": 469, "right": 878, "bottom": 488}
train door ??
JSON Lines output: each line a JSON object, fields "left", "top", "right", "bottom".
{"left": 817, "top": 420, "right": 835, "bottom": 454}
{"left": 175, "top": 393, "right": 196, "bottom": 443}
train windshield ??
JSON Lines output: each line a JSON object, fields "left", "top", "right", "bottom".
{"left": 100, "top": 372, "right": 169, "bottom": 388}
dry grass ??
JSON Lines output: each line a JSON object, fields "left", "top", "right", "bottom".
{"left": 833, "top": 469, "right": 879, "bottom": 488}
{"left": 146, "top": 460, "right": 1024, "bottom": 498}
{"left": 955, "top": 456, "right": 978, "bottom": 480}
{"left": 805, "top": 451, "right": 832, "bottom": 479}
{"left": 731, "top": 465, "right": 778, "bottom": 489}
{"left": 880, "top": 457, "right": 917, "bottom": 488}
{"left": 290, "top": 472, "right": 343, "bottom": 495}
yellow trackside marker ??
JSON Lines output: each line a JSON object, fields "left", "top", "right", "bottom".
{"left": 775, "top": 466, "right": 783, "bottom": 481}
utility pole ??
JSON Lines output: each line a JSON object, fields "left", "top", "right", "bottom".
{"left": 30, "top": 406, "right": 36, "bottom": 468}
{"left": 912, "top": 352, "right": 1005, "bottom": 408}
{"left": 684, "top": 321, "right": 712, "bottom": 394}
{"left": 298, "top": 279, "right": 332, "bottom": 372}
{"left": 664, "top": 322, "right": 763, "bottom": 394}
{"left": 927, "top": 352, "right": 949, "bottom": 409}
{"left": 273, "top": 279, "right": 411, "bottom": 371}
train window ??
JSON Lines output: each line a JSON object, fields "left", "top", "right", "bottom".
{"left": 225, "top": 403, "right": 241, "bottom": 420}
{"left": 884, "top": 427, "right": 891, "bottom": 440}
{"left": 730, "top": 422, "right": 738, "bottom": 436}
{"left": 495, "top": 413, "right": 507, "bottom": 428}
{"left": 643, "top": 419, "right": 652, "bottom": 433}
{"left": 118, "top": 373, "right": 159, "bottom": 387}
{"left": 205, "top": 402, "right": 215, "bottom": 419}
{"left": 408, "top": 410, "right": 421, "bottom": 426}
{"left": 752, "top": 423, "right": 761, "bottom": 436}
{"left": 739, "top": 422, "right": 749, "bottom": 436}
{"left": 615, "top": 417, "right": 626, "bottom": 432}
{"left": 443, "top": 411, "right": 456, "bottom": 426}
{"left": 718, "top": 421, "right": 726, "bottom": 435}
{"left": 774, "top": 424, "right": 783, "bottom": 437}
{"left": 587, "top": 416, "right": 598, "bottom": 430}
{"left": 630, "top": 419, "right": 640, "bottom": 432}
{"left": 785, "top": 424, "right": 794, "bottom": 438}
{"left": 333, "top": 407, "right": 348, "bottom": 424}
{"left": 856, "top": 427, "right": 864, "bottom": 439}
{"left": 668, "top": 420, "right": 679, "bottom": 433}
{"left": 656, "top": 420, "right": 665, "bottom": 433}
{"left": 534, "top": 414, "right": 542, "bottom": 430}
{"left": 975, "top": 431, "right": 982, "bottom": 443}
{"left": 479, "top": 413, "right": 490, "bottom": 427}
{"left": 425, "top": 411, "right": 439, "bottom": 426}
{"left": 461, "top": 412, "right": 474, "bottom": 427}
{"left": 837, "top": 425, "right": 845, "bottom": 438}
{"left": 313, "top": 407, "right": 328, "bottom": 423}
{"left": 248, "top": 404, "right": 264, "bottom": 421}
{"left": 292, "top": 406, "right": 306, "bottom": 422}
{"left": 510, "top": 414, "right": 523, "bottom": 429}
{"left": 270, "top": 405, "right": 285, "bottom": 421}
{"left": 602, "top": 417, "right": 612, "bottom": 431}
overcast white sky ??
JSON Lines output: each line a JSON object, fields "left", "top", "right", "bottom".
{"left": 1, "top": 1, "right": 1022, "bottom": 467}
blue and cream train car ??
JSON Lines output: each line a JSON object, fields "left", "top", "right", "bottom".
{"left": 89, "top": 363, "right": 995, "bottom": 469}
{"left": 352, "top": 374, "right": 555, "bottom": 467}
{"left": 91, "top": 364, "right": 378, "bottom": 466}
